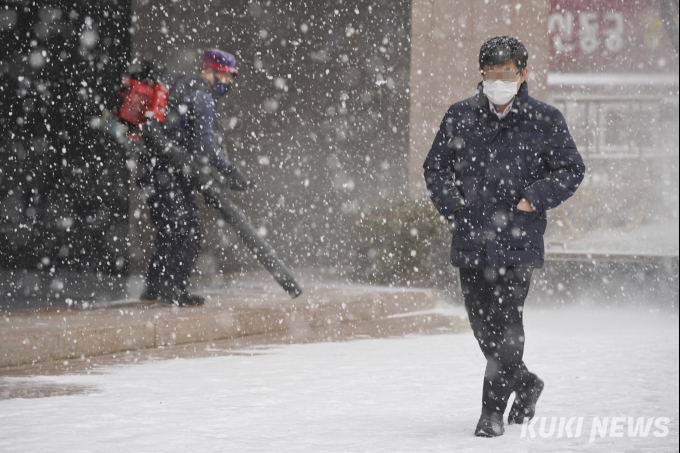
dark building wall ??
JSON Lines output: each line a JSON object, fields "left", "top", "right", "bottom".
{"left": 129, "top": 0, "right": 412, "bottom": 275}
{"left": 0, "top": 1, "right": 132, "bottom": 306}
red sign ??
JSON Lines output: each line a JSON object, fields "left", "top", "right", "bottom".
{"left": 549, "top": 0, "right": 678, "bottom": 73}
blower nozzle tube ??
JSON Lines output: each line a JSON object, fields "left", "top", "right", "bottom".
{"left": 143, "top": 120, "right": 303, "bottom": 299}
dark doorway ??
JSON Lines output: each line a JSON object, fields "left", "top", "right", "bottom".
{"left": 0, "top": 0, "right": 132, "bottom": 310}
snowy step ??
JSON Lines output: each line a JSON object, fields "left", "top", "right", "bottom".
{"left": 0, "top": 286, "right": 462, "bottom": 369}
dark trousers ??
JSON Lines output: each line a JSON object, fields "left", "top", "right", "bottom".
{"left": 459, "top": 266, "right": 536, "bottom": 414}
{"left": 145, "top": 181, "right": 201, "bottom": 292}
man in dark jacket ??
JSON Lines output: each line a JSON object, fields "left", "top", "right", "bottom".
{"left": 138, "top": 49, "right": 247, "bottom": 307}
{"left": 423, "top": 36, "right": 585, "bottom": 437}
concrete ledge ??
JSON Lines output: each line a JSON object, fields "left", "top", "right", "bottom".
{"left": 1, "top": 286, "right": 456, "bottom": 368}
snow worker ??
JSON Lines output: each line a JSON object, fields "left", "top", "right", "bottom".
{"left": 138, "top": 49, "right": 249, "bottom": 307}
{"left": 423, "top": 36, "right": 585, "bottom": 437}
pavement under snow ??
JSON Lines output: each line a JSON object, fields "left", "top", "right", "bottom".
{"left": 0, "top": 305, "right": 677, "bottom": 452}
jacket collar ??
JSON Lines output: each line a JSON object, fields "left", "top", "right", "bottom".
{"left": 186, "top": 75, "right": 208, "bottom": 90}
{"left": 173, "top": 75, "right": 208, "bottom": 97}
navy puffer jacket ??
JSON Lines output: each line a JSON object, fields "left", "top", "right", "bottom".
{"left": 423, "top": 82, "right": 585, "bottom": 269}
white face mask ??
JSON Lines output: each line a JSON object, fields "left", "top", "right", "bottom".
{"left": 483, "top": 80, "right": 518, "bottom": 105}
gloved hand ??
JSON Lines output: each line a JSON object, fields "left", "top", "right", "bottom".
{"left": 222, "top": 165, "right": 253, "bottom": 191}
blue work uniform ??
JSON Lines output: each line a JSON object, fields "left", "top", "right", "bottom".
{"left": 137, "top": 75, "right": 231, "bottom": 292}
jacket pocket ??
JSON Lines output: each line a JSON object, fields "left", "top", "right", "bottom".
{"left": 457, "top": 176, "right": 482, "bottom": 205}
{"left": 450, "top": 204, "right": 484, "bottom": 251}
{"left": 501, "top": 202, "right": 545, "bottom": 250}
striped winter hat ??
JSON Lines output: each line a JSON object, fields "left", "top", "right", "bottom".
{"left": 199, "top": 49, "right": 238, "bottom": 76}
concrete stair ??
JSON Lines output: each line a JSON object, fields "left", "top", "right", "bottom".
{"left": 1, "top": 285, "right": 468, "bottom": 370}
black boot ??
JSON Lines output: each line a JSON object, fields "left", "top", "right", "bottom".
{"left": 156, "top": 284, "right": 205, "bottom": 307}
{"left": 475, "top": 409, "right": 504, "bottom": 437}
{"left": 178, "top": 292, "right": 205, "bottom": 307}
{"left": 508, "top": 376, "right": 545, "bottom": 425}
{"left": 140, "top": 284, "right": 159, "bottom": 303}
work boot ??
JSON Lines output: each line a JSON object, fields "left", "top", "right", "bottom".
{"left": 508, "top": 376, "right": 545, "bottom": 425}
{"left": 178, "top": 292, "right": 205, "bottom": 307}
{"left": 156, "top": 285, "right": 205, "bottom": 307}
{"left": 475, "top": 409, "right": 504, "bottom": 437}
{"left": 139, "top": 285, "right": 158, "bottom": 303}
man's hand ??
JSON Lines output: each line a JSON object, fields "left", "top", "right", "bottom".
{"left": 223, "top": 165, "right": 252, "bottom": 191}
{"left": 517, "top": 198, "right": 533, "bottom": 212}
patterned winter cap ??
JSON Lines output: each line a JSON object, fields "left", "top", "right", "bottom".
{"left": 200, "top": 49, "right": 238, "bottom": 76}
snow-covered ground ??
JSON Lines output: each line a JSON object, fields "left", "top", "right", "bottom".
{"left": 0, "top": 306, "right": 677, "bottom": 452}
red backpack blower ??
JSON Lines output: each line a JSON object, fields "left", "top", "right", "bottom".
{"left": 114, "top": 61, "right": 178, "bottom": 139}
